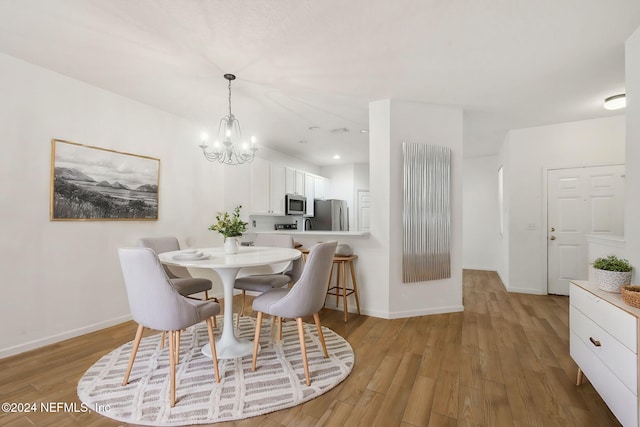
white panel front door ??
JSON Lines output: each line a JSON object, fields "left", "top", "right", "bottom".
{"left": 547, "top": 165, "right": 625, "bottom": 295}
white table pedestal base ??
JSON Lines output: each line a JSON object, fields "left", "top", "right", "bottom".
{"left": 201, "top": 266, "right": 258, "bottom": 359}
{"left": 202, "top": 337, "right": 259, "bottom": 359}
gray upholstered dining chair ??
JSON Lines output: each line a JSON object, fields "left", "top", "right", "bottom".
{"left": 138, "top": 237, "right": 213, "bottom": 301}
{"left": 118, "top": 247, "right": 221, "bottom": 407}
{"left": 251, "top": 241, "right": 337, "bottom": 386}
{"left": 233, "top": 234, "right": 300, "bottom": 327}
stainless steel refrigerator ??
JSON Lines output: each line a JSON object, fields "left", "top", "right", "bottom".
{"left": 310, "top": 199, "right": 349, "bottom": 231}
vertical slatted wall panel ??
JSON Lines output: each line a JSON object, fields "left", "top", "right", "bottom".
{"left": 402, "top": 143, "right": 451, "bottom": 282}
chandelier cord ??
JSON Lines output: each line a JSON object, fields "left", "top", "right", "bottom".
{"left": 227, "top": 78, "right": 232, "bottom": 117}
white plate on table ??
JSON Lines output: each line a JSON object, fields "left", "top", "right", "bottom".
{"left": 172, "top": 253, "right": 210, "bottom": 261}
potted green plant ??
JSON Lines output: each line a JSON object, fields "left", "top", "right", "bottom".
{"left": 592, "top": 255, "right": 633, "bottom": 293}
{"left": 208, "top": 205, "right": 248, "bottom": 254}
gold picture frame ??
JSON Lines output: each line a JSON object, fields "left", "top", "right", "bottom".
{"left": 50, "top": 139, "right": 160, "bottom": 221}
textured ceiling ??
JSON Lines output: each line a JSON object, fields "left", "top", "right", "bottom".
{"left": 0, "top": 0, "right": 638, "bottom": 165}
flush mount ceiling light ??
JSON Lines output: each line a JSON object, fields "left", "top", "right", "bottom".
{"left": 604, "top": 93, "right": 626, "bottom": 110}
{"left": 199, "top": 74, "right": 257, "bottom": 165}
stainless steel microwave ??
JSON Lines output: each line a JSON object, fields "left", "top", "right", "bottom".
{"left": 285, "top": 194, "right": 306, "bottom": 215}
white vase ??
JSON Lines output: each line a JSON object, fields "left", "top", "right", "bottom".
{"left": 224, "top": 236, "right": 240, "bottom": 254}
{"left": 594, "top": 268, "right": 632, "bottom": 293}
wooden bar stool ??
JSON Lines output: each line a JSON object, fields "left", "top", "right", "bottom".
{"left": 325, "top": 254, "right": 361, "bottom": 322}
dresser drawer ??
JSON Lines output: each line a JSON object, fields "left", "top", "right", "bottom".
{"left": 570, "top": 306, "right": 637, "bottom": 395}
{"left": 571, "top": 332, "right": 638, "bottom": 427}
{"left": 570, "top": 283, "right": 637, "bottom": 352}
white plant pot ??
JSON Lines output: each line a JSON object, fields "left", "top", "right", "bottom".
{"left": 594, "top": 268, "right": 632, "bottom": 293}
{"left": 224, "top": 236, "right": 240, "bottom": 254}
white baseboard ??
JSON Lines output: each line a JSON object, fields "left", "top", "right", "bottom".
{"left": 0, "top": 314, "right": 133, "bottom": 359}
{"left": 462, "top": 265, "right": 497, "bottom": 271}
{"left": 356, "top": 305, "right": 465, "bottom": 319}
{"left": 387, "top": 305, "right": 464, "bottom": 319}
{"left": 504, "top": 286, "right": 547, "bottom": 295}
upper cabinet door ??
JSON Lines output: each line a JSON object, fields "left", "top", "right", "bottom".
{"left": 295, "top": 170, "right": 305, "bottom": 195}
{"left": 285, "top": 167, "right": 296, "bottom": 194}
{"left": 285, "top": 167, "right": 306, "bottom": 195}
{"left": 305, "top": 173, "right": 315, "bottom": 217}
{"left": 270, "top": 165, "right": 286, "bottom": 215}
{"left": 251, "top": 160, "right": 286, "bottom": 215}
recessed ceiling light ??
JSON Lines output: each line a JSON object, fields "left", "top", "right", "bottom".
{"left": 604, "top": 93, "right": 626, "bottom": 110}
{"left": 333, "top": 154, "right": 341, "bottom": 160}
{"left": 360, "top": 129, "right": 369, "bottom": 133}
{"left": 330, "top": 127, "right": 349, "bottom": 134}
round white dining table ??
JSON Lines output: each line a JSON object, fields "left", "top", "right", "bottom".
{"left": 158, "top": 246, "right": 301, "bottom": 359}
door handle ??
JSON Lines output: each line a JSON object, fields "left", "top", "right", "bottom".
{"left": 549, "top": 236, "right": 556, "bottom": 240}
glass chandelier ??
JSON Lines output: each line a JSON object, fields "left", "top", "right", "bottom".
{"left": 199, "top": 74, "right": 258, "bottom": 165}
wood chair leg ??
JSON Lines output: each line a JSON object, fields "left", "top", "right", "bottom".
{"left": 169, "top": 330, "right": 176, "bottom": 407}
{"left": 278, "top": 317, "right": 283, "bottom": 341}
{"left": 341, "top": 261, "right": 348, "bottom": 322}
{"left": 335, "top": 263, "right": 340, "bottom": 307}
{"left": 252, "top": 312, "right": 263, "bottom": 371}
{"left": 206, "top": 317, "right": 220, "bottom": 382}
{"left": 324, "top": 264, "right": 334, "bottom": 307}
{"left": 270, "top": 316, "right": 276, "bottom": 340}
{"left": 205, "top": 292, "right": 218, "bottom": 327}
{"left": 313, "top": 312, "right": 328, "bottom": 358}
{"left": 576, "top": 367, "right": 584, "bottom": 386}
{"left": 349, "top": 260, "right": 361, "bottom": 315}
{"left": 160, "top": 330, "right": 166, "bottom": 349}
{"left": 297, "top": 318, "right": 310, "bottom": 386}
{"left": 175, "top": 330, "right": 181, "bottom": 364}
{"left": 236, "top": 290, "right": 247, "bottom": 330}
{"left": 240, "top": 290, "right": 247, "bottom": 316}
{"left": 122, "top": 324, "right": 144, "bottom": 386}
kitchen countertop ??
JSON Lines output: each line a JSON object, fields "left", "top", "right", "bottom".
{"left": 254, "top": 230, "right": 369, "bottom": 237}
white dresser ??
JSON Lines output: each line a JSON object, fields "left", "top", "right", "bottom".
{"left": 570, "top": 280, "right": 640, "bottom": 427}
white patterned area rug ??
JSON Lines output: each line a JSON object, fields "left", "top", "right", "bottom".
{"left": 77, "top": 316, "right": 354, "bottom": 426}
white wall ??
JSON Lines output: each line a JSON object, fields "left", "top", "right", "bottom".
{"left": 0, "top": 53, "right": 225, "bottom": 357}
{"left": 503, "top": 116, "right": 626, "bottom": 294}
{"left": 625, "top": 26, "right": 640, "bottom": 282}
{"left": 463, "top": 155, "right": 500, "bottom": 270}
{"left": 369, "top": 99, "right": 464, "bottom": 318}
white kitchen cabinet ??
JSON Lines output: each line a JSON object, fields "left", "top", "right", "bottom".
{"left": 305, "top": 173, "right": 315, "bottom": 217}
{"left": 270, "top": 165, "right": 285, "bottom": 215}
{"left": 570, "top": 280, "right": 640, "bottom": 427}
{"left": 285, "top": 167, "right": 305, "bottom": 195}
{"left": 251, "top": 158, "right": 285, "bottom": 215}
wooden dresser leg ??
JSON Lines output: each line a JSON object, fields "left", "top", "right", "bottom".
{"left": 576, "top": 367, "right": 584, "bottom": 386}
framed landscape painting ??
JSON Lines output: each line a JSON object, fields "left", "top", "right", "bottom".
{"left": 50, "top": 139, "right": 160, "bottom": 221}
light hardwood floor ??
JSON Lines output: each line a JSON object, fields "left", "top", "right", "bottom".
{"left": 0, "top": 270, "right": 622, "bottom": 426}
